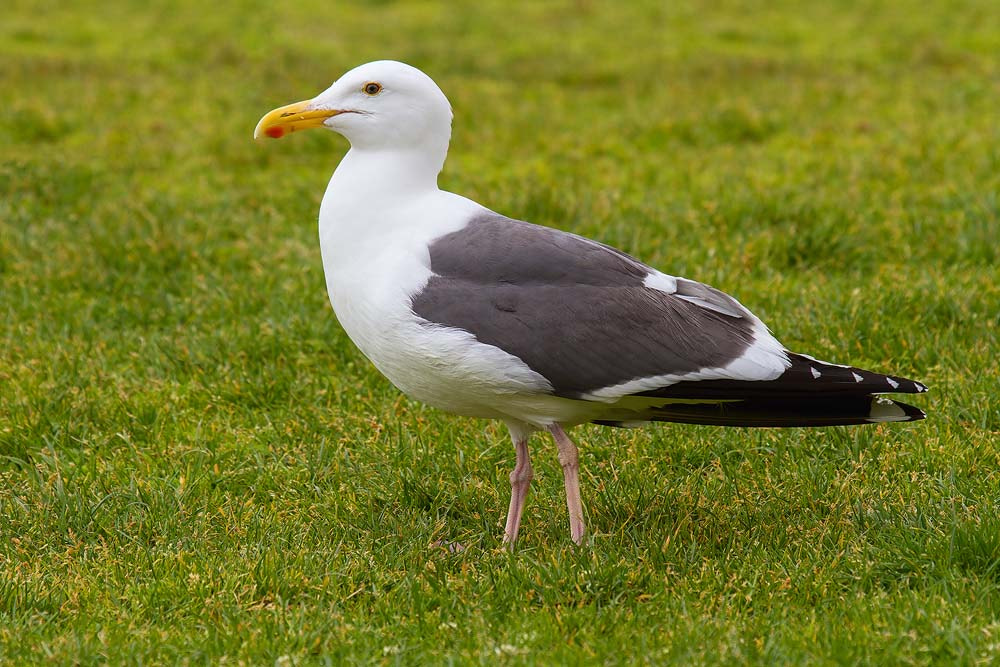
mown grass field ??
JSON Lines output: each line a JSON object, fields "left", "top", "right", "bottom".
{"left": 2, "top": 0, "right": 999, "bottom": 663}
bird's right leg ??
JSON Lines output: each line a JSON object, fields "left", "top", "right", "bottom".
{"left": 502, "top": 432, "right": 533, "bottom": 549}
{"left": 547, "top": 423, "right": 586, "bottom": 545}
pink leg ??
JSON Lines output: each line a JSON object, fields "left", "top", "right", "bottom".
{"left": 547, "top": 423, "right": 586, "bottom": 545}
{"left": 502, "top": 434, "right": 533, "bottom": 548}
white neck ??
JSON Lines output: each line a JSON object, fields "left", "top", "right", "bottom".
{"left": 318, "top": 140, "right": 451, "bottom": 269}
{"left": 342, "top": 146, "right": 441, "bottom": 192}
{"left": 322, "top": 144, "right": 445, "bottom": 227}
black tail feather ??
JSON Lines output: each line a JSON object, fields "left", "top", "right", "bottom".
{"left": 594, "top": 396, "right": 925, "bottom": 428}
{"left": 595, "top": 394, "right": 926, "bottom": 428}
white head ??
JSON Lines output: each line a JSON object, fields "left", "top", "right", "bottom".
{"left": 255, "top": 60, "right": 453, "bottom": 155}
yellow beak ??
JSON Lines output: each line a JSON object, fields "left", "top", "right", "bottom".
{"left": 253, "top": 99, "right": 344, "bottom": 140}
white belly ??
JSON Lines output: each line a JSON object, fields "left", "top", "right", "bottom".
{"left": 327, "top": 273, "right": 554, "bottom": 418}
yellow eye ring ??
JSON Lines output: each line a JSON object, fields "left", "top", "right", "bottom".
{"left": 363, "top": 82, "right": 383, "bottom": 96}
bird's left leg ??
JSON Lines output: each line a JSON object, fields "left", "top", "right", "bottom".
{"left": 547, "top": 423, "right": 586, "bottom": 545}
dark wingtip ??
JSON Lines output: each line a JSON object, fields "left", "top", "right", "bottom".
{"left": 871, "top": 398, "right": 926, "bottom": 422}
{"left": 898, "top": 400, "right": 926, "bottom": 421}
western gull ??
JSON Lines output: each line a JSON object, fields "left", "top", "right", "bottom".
{"left": 254, "top": 60, "right": 927, "bottom": 547}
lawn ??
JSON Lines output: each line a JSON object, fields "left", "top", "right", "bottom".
{"left": 2, "top": 0, "right": 999, "bottom": 663}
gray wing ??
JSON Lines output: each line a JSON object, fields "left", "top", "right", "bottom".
{"left": 409, "top": 212, "right": 761, "bottom": 399}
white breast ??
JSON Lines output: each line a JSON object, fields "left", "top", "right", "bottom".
{"left": 318, "top": 188, "right": 553, "bottom": 419}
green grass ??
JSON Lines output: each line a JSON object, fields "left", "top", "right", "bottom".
{"left": 2, "top": 0, "right": 999, "bottom": 663}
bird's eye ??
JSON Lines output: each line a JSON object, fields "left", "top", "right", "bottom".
{"left": 363, "top": 82, "right": 383, "bottom": 96}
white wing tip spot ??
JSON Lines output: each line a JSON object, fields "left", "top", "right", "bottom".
{"left": 886, "top": 377, "right": 899, "bottom": 389}
{"left": 914, "top": 382, "right": 927, "bottom": 393}
{"left": 642, "top": 271, "right": 677, "bottom": 294}
{"left": 810, "top": 367, "right": 821, "bottom": 379}
{"left": 852, "top": 372, "right": 864, "bottom": 383}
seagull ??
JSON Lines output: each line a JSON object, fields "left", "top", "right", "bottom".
{"left": 254, "top": 60, "right": 926, "bottom": 547}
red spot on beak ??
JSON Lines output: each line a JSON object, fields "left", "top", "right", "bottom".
{"left": 265, "top": 126, "right": 285, "bottom": 139}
